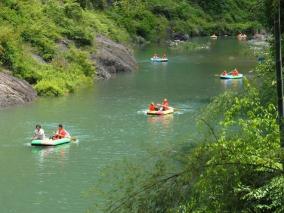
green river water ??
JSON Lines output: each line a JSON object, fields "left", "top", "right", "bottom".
{"left": 0, "top": 38, "right": 256, "bottom": 212}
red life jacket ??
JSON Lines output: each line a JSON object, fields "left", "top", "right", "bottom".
{"left": 149, "top": 104, "right": 155, "bottom": 111}
{"left": 54, "top": 128, "right": 69, "bottom": 139}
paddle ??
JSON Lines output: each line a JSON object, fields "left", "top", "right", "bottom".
{"left": 70, "top": 136, "right": 78, "bottom": 142}
{"left": 173, "top": 107, "right": 182, "bottom": 111}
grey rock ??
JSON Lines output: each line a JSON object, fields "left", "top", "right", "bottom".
{"left": 31, "top": 53, "right": 46, "bottom": 64}
{"left": 57, "top": 39, "right": 71, "bottom": 52}
{"left": 92, "top": 36, "right": 138, "bottom": 79}
{"left": 0, "top": 72, "right": 37, "bottom": 109}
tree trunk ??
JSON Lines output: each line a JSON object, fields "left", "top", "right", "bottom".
{"left": 274, "top": 0, "right": 284, "bottom": 167}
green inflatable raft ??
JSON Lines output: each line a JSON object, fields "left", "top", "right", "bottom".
{"left": 151, "top": 57, "right": 168, "bottom": 62}
{"left": 31, "top": 138, "right": 71, "bottom": 146}
{"left": 220, "top": 74, "right": 243, "bottom": 79}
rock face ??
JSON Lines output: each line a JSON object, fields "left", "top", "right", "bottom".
{"left": 0, "top": 72, "right": 37, "bottom": 109}
{"left": 92, "top": 36, "right": 138, "bottom": 79}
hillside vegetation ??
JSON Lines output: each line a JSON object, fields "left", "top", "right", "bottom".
{"left": 78, "top": 0, "right": 265, "bottom": 42}
{"left": 0, "top": 0, "right": 128, "bottom": 96}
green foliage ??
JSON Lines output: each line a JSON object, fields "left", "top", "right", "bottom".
{"left": 104, "top": 0, "right": 263, "bottom": 42}
{"left": 35, "top": 80, "right": 65, "bottom": 96}
{"left": 0, "top": 0, "right": 129, "bottom": 96}
{"left": 76, "top": 0, "right": 109, "bottom": 10}
{"left": 0, "top": 26, "right": 21, "bottom": 68}
{"left": 83, "top": 11, "right": 129, "bottom": 42}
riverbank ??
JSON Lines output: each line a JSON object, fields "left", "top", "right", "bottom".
{"left": 0, "top": 32, "right": 137, "bottom": 108}
{"left": 0, "top": 1, "right": 137, "bottom": 101}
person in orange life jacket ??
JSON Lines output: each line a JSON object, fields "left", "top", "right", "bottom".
{"left": 149, "top": 102, "right": 156, "bottom": 111}
{"left": 234, "top": 68, "right": 239, "bottom": 75}
{"left": 52, "top": 124, "right": 70, "bottom": 140}
{"left": 162, "top": 98, "right": 169, "bottom": 110}
{"left": 231, "top": 68, "right": 239, "bottom": 76}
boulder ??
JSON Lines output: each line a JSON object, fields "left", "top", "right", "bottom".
{"left": 92, "top": 36, "right": 138, "bottom": 79}
{"left": 0, "top": 72, "right": 37, "bottom": 108}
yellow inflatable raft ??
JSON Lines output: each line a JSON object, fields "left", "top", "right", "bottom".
{"left": 147, "top": 107, "right": 174, "bottom": 115}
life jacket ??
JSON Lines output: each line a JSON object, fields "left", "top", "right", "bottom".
{"left": 54, "top": 128, "right": 70, "bottom": 139}
{"left": 162, "top": 101, "right": 169, "bottom": 110}
{"left": 149, "top": 104, "right": 155, "bottom": 111}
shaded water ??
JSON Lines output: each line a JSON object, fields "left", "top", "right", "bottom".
{"left": 0, "top": 38, "right": 256, "bottom": 212}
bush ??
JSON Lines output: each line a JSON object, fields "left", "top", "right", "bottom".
{"left": 35, "top": 80, "right": 65, "bottom": 96}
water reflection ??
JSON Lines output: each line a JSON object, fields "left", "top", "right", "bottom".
{"left": 31, "top": 143, "right": 71, "bottom": 164}
{"left": 220, "top": 79, "right": 243, "bottom": 90}
{"left": 147, "top": 114, "right": 174, "bottom": 129}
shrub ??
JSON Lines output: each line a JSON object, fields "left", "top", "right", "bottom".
{"left": 35, "top": 80, "right": 65, "bottom": 96}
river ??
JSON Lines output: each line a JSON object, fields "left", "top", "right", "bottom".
{"left": 0, "top": 38, "right": 256, "bottom": 212}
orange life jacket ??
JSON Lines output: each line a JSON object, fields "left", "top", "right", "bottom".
{"left": 54, "top": 128, "right": 69, "bottom": 139}
{"left": 149, "top": 104, "right": 155, "bottom": 111}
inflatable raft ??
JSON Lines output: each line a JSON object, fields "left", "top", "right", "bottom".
{"left": 151, "top": 57, "right": 168, "bottom": 62}
{"left": 147, "top": 107, "right": 174, "bottom": 115}
{"left": 31, "top": 138, "right": 71, "bottom": 146}
{"left": 210, "top": 35, "right": 218, "bottom": 39}
{"left": 220, "top": 74, "right": 243, "bottom": 79}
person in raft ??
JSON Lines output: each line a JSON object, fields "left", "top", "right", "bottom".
{"left": 32, "top": 124, "right": 46, "bottom": 140}
{"left": 52, "top": 124, "right": 70, "bottom": 140}
{"left": 162, "top": 53, "right": 167, "bottom": 59}
{"left": 162, "top": 98, "right": 169, "bottom": 111}
{"left": 153, "top": 53, "right": 158, "bottom": 59}
{"left": 231, "top": 68, "right": 239, "bottom": 76}
{"left": 222, "top": 70, "right": 228, "bottom": 76}
{"left": 149, "top": 102, "right": 156, "bottom": 111}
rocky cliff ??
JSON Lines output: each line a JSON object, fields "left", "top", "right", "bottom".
{"left": 0, "top": 72, "right": 37, "bottom": 109}
{"left": 92, "top": 36, "right": 138, "bottom": 79}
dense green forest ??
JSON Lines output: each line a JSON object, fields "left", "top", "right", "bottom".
{"left": 78, "top": 0, "right": 265, "bottom": 42}
{"left": 0, "top": 0, "right": 265, "bottom": 96}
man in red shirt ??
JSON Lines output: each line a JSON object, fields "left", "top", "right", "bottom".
{"left": 52, "top": 124, "right": 70, "bottom": 140}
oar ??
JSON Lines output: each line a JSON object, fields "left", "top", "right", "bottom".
{"left": 173, "top": 107, "right": 182, "bottom": 111}
{"left": 70, "top": 136, "right": 78, "bottom": 142}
